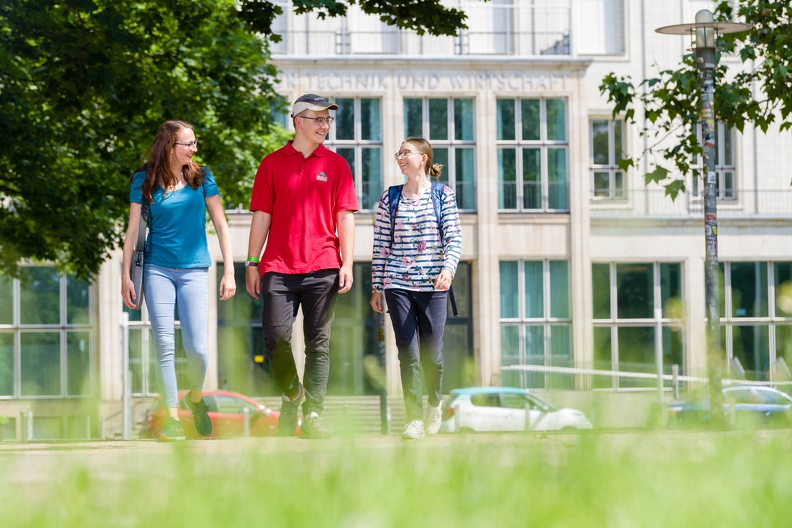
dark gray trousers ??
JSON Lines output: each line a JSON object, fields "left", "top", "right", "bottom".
{"left": 261, "top": 269, "right": 339, "bottom": 416}
{"left": 384, "top": 289, "right": 447, "bottom": 422}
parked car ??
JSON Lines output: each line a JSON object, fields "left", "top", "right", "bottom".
{"left": 440, "top": 386, "right": 593, "bottom": 433}
{"left": 666, "top": 385, "right": 792, "bottom": 427}
{"left": 143, "top": 390, "right": 292, "bottom": 439}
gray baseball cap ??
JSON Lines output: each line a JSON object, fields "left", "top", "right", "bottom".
{"left": 291, "top": 93, "right": 339, "bottom": 117}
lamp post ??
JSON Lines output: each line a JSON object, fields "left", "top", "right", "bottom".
{"left": 656, "top": 11, "right": 750, "bottom": 426}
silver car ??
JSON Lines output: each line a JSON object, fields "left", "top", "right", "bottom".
{"left": 440, "top": 386, "right": 593, "bottom": 433}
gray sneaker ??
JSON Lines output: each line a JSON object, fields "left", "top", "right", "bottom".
{"left": 301, "top": 412, "right": 332, "bottom": 440}
{"left": 424, "top": 401, "right": 442, "bottom": 435}
{"left": 278, "top": 385, "right": 305, "bottom": 436}
{"left": 180, "top": 392, "right": 213, "bottom": 437}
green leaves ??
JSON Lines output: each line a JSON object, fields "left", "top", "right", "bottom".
{"left": 600, "top": 0, "right": 792, "bottom": 197}
{"left": 0, "top": 0, "right": 283, "bottom": 279}
{"left": 0, "top": 0, "right": 476, "bottom": 280}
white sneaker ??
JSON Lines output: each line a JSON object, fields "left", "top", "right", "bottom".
{"left": 424, "top": 402, "right": 442, "bottom": 435}
{"left": 402, "top": 419, "right": 425, "bottom": 439}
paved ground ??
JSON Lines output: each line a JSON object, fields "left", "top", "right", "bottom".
{"left": 2, "top": 428, "right": 791, "bottom": 484}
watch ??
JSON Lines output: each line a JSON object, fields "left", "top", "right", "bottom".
{"left": 245, "top": 260, "right": 259, "bottom": 268}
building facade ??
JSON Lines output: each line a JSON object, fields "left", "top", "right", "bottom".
{"left": 3, "top": 0, "right": 792, "bottom": 439}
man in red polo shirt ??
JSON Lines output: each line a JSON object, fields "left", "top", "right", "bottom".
{"left": 246, "top": 94, "right": 358, "bottom": 439}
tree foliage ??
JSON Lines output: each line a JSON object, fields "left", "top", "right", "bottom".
{"left": 1, "top": 0, "right": 473, "bottom": 281}
{"left": 599, "top": 0, "right": 790, "bottom": 199}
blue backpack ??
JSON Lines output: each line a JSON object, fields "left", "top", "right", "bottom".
{"left": 387, "top": 183, "right": 458, "bottom": 316}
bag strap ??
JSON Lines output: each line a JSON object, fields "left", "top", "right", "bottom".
{"left": 134, "top": 202, "right": 149, "bottom": 266}
{"left": 387, "top": 184, "right": 458, "bottom": 317}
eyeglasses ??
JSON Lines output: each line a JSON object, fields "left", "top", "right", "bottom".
{"left": 299, "top": 116, "right": 334, "bottom": 126}
{"left": 175, "top": 139, "right": 198, "bottom": 148}
{"left": 394, "top": 150, "right": 421, "bottom": 161}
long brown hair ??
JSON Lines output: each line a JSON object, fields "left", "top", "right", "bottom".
{"left": 133, "top": 120, "right": 205, "bottom": 203}
{"left": 403, "top": 136, "right": 444, "bottom": 178}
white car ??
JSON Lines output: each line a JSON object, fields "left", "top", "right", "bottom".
{"left": 440, "top": 386, "right": 593, "bottom": 433}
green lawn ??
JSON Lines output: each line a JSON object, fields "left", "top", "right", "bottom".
{"left": 0, "top": 431, "right": 789, "bottom": 527}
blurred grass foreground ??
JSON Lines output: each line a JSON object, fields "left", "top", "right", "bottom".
{"left": 0, "top": 431, "right": 790, "bottom": 527}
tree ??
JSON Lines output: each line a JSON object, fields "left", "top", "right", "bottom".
{"left": 0, "top": 0, "right": 473, "bottom": 280}
{"left": 599, "top": 0, "right": 789, "bottom": 197}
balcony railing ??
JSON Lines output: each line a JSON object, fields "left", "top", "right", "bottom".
{"left": 269, "top": 2, "right": 571, "bottom": 57}
{"left": 271, "top": 29, "right": 570, "bottom": 57}
{"left": 590, "top": 189, "right": 792, "bottom": 218}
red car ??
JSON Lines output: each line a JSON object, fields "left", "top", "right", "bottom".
{"left": 143, "top": 389, "right": 294, "bottom": 439}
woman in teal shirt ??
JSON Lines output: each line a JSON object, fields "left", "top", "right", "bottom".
{"left": 122, "top": 120, "right": 236, "bottom": 441}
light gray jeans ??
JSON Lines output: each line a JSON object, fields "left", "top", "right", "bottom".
{"left": 144, "top": 264, "right": 209, "bottom": 408}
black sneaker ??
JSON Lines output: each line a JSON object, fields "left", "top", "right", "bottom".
{"left": 278, "top": 385, "right": 305, "bottom": 436}
{"left": 157, "top": 417, "right": 186, "bottom": 442}
{"left": 301, "top": 412, "right": 332, "bottom": 440}
{"left": 180, "top": 392, "right": 213, "bottom": 437}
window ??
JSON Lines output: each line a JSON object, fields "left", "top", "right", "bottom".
{"left": 718, "top": 261, "right": 792, "bottom": 381}
{"left": 592, "top": 262, "right": 684, "bottom": 389}
{"left": 496, "top": 98, "right": 568, "bottom": 212}
{"left": 328, "top": 262, "right": 379, "bottom": 395}
{"left": 499, "top": 260, "right": 572, "bottom": 389}
{"left": 403, "top": 97, "right": 476, "bottom": 211}
{"left": 576, "top": 0, "right": 625, "bottom": 55}
{"left": 216, "top": 262, "right": 278, "bottom": 397}
{"left": 693, "top": 122, "right": 735, "bottom": 200}
{"left": 590, "top": 118, "right": 625, "bottom": 199}
{"left": 1, "top": 267, "right": 93, "bottom": 398}
{"left": 326, "top": 98, "right": 383, "bottom": 211}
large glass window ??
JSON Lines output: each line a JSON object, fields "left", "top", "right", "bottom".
{"left": 499, "top": 260, "right": 572, "bottom": 389}
{"left": 592, "top": 262, "right": 684, "bottom": 389}
{"left": 718, "top": 261, "right": 792, "bottom": 381}
{"left": 216, "top": 262, "right": 277, "bottom": 397}
{"left": 590, "top": 118, "right": 625, "bottom": 199}
{"left": 497, "top": 98, "right": 568, "bottom": 212}
{"left": 326, "top": 97, "right": 383, "bottom": 211}
{"left": 403, "top": 97, "right": 476, "bottom": 211}
{"left": 1, "top": 267, "right": 94, "bottom": 399}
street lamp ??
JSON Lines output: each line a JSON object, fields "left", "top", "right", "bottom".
{"left": 656, "top": 11, "right": 750, "bottom": 426}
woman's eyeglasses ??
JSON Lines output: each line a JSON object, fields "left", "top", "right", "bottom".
{"left": 394, "top": 151, "right": 421, "bottom": 161}
{"left": 175, "top": 139, "right": 198, "bottom": 148}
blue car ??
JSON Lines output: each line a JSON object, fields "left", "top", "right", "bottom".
{"left": 667, "top": 385, "right": 792, "bottom": 427}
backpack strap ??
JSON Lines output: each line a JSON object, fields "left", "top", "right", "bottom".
{"left": 388, "top": 185, "right": 403, "bottom": 247}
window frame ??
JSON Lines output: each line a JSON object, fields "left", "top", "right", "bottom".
{"left": 591, "top": 261, "right": 685, "bottom": 390}
{"left": 0, "top": 268, "right": 94, "bottom": 400}
{"left": 589, "top": 117, "right": 626, "bottom": 200}
{"left": 403, "top": 97, "right": 477, "bottom": 212}
{"left": 325, "top": 97, "right": 384, "bottom": 211}
{"left": 496, "top": 97, "right": 569, "bottom": 212}
{"left": 499, "top": 259, "right": 572, "bottom": 389}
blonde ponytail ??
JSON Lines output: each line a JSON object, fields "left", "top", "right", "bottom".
{"left": 428, "top": 163, "right": 444, "bottom": 179}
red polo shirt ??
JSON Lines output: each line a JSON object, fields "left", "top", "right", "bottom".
{"left": 250, "top": 141, "right": 358, "bottom": 275}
